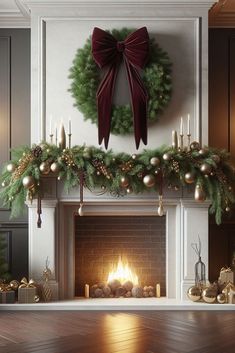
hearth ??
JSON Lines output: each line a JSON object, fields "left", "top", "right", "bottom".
{"left": 75, "top": 215, "right": 166, "bottom": 298}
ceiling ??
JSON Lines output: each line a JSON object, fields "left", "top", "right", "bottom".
{"left": 0, "top": 0, "right": 235, "bottom": 27}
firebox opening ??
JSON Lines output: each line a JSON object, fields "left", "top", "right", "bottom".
{"left": 75, "top": 215, "right": 166, "bottom": 298}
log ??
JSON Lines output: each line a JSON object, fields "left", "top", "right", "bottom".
{"left": 108, "top": 279, "right": 121, "bottom": 293}
{"left": 115, "top": 286, "right": 126, "bottom": 297}
{"left": 132, "top": 286, "right": 143, "bottom": 298}
{"left": 123, "top": 281, "right": 133, "bottom": 292}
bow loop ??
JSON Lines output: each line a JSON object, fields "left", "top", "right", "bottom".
{"left": 92, "top": 27, "right": 149, "bottom": 149}
{"left": 19, "top": 277, "right": 36, "bottom": 289}
{"left": 0, "top": 283, "right": 12, "bottom": 292}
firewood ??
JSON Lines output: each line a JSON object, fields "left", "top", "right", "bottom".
{"left": 123, "top": 280, "right": 133, "bottom": 292}
{"left": 115, "top": 286, "right": 126, "bottom": 297}
{"left": 125, "top": 291, "right": 132, "bottom": 298}
{"left": 132, "top": 286, "right": 143, "bottom": 298}
{"left": 108, "top": 279, "right": 121, "bottom": 293}
{"left": 143, "top": 291, "right": 149, "bottom": 297}
{"left": 94, "top": 288, "right": 103, "bottom": 298}
{"left": 149, "top": 291, "right": 154, "bottom": 297}
{"left": 90, "top": 284, "right": 98, "bottom": 298}
{"left": 103, "top": 286, "right": 111, "bottom": 297}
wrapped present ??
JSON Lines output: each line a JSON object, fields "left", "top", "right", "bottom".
{"left": 0, "top": 283, "right": 15, "bottom": 304}
{"left": 219, "top": 267, "right": 234, "bottom": 285}
{"left": 18, "top": 277, "right": 38, "bottom": 304}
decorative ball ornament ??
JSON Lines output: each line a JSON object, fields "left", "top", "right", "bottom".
{"left": 163, "top": 152, "right": 171, "bottom": 161}
{"left": 9, "top": 280, "right": 20, "bottom": 291}
{"left": 120, "top": 176, "right": 129, "bottom": 188}
{"left": 190, "top": 141, "right": 200, "bottom": 151}
{"left": 199, "top": 148, "right": 207, "bottom": 156}
{"left": 22, "top": 176, "right": 35, "bottom": 189}
{"left": 185, "top": 172, "right": 195, "bottom": 184}
{"left": 202, "top": 287, "right": 217, "bottom": 303}
{"left": 187, "top": 286, "right": 201, "bottom": 302}
{"left": 200, "top": 163, "right": 212, "bottom": 175}
{"left": 131, "top": 154, "right": 137, "bottom": 160}
{"left": 7, "top": 163, "right": 16, "bottom": 173}
{"left": 217, "top": 293, "right": 226, "bottom": 304}
{"left": 39, "top": 161, "right": 51, "bottom": 175}
{"left": 1, "top": 181, "right": 6, "bottom": 187}
{"left": 34, "top": 295, "right": 40, "bottom": 303}
{"left": 50, "top": 162, "right": 60, "bottom": 173}
{"left": 78, "top": 203, "right": 84, "bottom": 216}
{"left": 211, "top": 154, "right": 221, "bottom": 164}
{"left": 194, "top": 184, "right": 206, "bottom": 202}
{"left": 126, "top": 186, "right": 133, "bottom": 194}
{"left": 226, "top": 206, "right": 231, "bottom": 212}
{"left": 150, "top": 157, "right": 160, "bottom": 167}
{"left": 143, "top": 174, "right": 155, "bottom": 188}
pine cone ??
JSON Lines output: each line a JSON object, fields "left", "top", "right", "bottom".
{"left": 32, "top": 146, "right": 43, "bottom": 158}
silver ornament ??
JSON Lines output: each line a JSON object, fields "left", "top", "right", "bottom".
{"left": 190, "top": 141, "right": 200, "bottom": 151}
{"left": 199, "top": 148, "right": 207, "bottom": 156}
{"left": 78, "top": 203, "right": 84, "bottom": 216}
{"left": 200, "top": 163, "right": 212, "bottom": 175}
{"left": 39, "top": 161, "right": 51, "bottom": 175}
{"left": 163, "top": 152, "right": 171, "bottom": 161}
{"left": 120, "top": 176, "right": 129, "bottom": 188}
{"left": 50, "top": 162, "right": 60, "bottom": 173}
{"left": 211, "top": 154, "right": 221, "bottom": 164}
{"left": 194, "top": 184, "right": 206, "bottom": 202}
{"left": 150, "top": 157, "right": 160, "bottom": 167}
{"left": 131, "top": 154, "right": 137, "bottom": 160}
{"left": 22, "top": 175, "right": 35, "bottom": 189}
{"left": 7, "top": 163, "right": 16, "bottom": 173}
{"left": 143, "top": 174, "right": 155, "bottom": 188}
{"left": 185, "top": 172, "right": 195, "bottom": 184}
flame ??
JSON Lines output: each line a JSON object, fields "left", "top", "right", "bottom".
{"left": 107, "top": 257, "right": 138, "bottom": 285}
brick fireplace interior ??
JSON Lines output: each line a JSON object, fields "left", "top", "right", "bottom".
{"left": 75, "top": 215, "right": 166, "bottom": 297}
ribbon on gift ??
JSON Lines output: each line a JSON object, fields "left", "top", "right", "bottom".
{"left": 92, "top": 27, "right": 149, "bottom": 149}
{"left": 19, "top": 277, "right": 36, "bottom": 289}
{"left": 0, "top": 283, "right": 12, "bottom": 292}
{"left": 220, "top": 267, "right": 232, "bottom": 273}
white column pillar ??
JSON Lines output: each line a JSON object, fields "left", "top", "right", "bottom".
{"left": 27, "top": 199, "right": 58, "bottom": 299}
{"left": 180, "top": 200, "right": 210, "bottom": 300}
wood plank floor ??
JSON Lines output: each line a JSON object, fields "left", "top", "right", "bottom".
{"left": 0, "top": 311, "right": 234, "bottom": 353}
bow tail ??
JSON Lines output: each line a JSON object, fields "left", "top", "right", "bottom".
{"left": 96, "top": 63, "right": 119, "bottom": 148}
{"left": 125, "top": 59, "right": 148, "bottom": 149}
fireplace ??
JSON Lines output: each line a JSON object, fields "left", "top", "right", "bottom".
{"left": 75, "top": 215, "right": 166, "bottom": 297}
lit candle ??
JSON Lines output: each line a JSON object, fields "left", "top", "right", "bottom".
{"left": 68, "top": 118, "right": 71, "bottom": 135}
{"left": 85, "top": 284, "right": 89, "bottom": 298}
{"left": 180, "top": 117, "right": 183, "bottom": 136}
{"left": 156, "top": 283, "right": 161, "bottom": 298}
{"left": 187, "top": 114, "right": 190, "bottom": 135}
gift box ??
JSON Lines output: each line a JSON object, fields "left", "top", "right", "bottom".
{"left": 219, "top": 267, "right": 234, "bottom": 285}
{"left": 0, "top": 288, "right": 15, "bottom": 304}
{"left": 18, "top": 277, "right": 37, "bottom": 304}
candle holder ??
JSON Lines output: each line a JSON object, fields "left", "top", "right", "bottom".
{"left": 49, "top": 134, "right": 53, "bottom": 144}
{"left": 68, "top": 133, "right": 72, "bottom": 149}
{"left": 187, "top": 133, "right": 191, "bottom": 151}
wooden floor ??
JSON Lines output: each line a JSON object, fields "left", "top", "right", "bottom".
{"left": 0, "top": 311, "right": 235, "bottom": 353}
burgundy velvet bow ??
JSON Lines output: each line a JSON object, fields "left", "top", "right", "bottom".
{"left": 92, "top": 27, "right": 149, "bottom": 149}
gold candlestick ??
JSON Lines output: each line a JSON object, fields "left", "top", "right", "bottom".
{"left": 68, "top": 133, "right": 72, "bottom": 149}
{"left": 187, "top": 133, "right": 191, "bottom": 151}
{"left": 156, "top": 283, "right": 161, "bottom": 298}
{"left": 49, "top": 134, "right": 53, "bottom": 144}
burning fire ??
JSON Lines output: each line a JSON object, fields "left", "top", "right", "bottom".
{"left": 107, "top": 257, "right": 139, "bottom": 285}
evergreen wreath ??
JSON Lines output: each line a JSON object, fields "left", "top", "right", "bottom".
{"left": 69, "top": 28, "right": 172, "bottom": 135}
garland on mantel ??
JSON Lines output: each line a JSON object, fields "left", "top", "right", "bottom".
{"left": 0, "top": 142, "right": 235, "bottom": 225}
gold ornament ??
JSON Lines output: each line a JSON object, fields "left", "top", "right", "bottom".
{"left": 150, "top": 157, "right": 160, "bottom": 167}
{"left": 22, "top": 175, "right": 35, "bottom": 190}
{"left": 39, "top": 161, "right": 51, "bottom": 175}
{"left": 143, "top": 174, "right": 155, "bottom": 188}
{"left": 200, "top": 163, "right": 212, "bottom": 175}
{"left": 190, "top": 141, "right": 200, "bottom": 151}
{"left": 50, "top": 162, "right": 60, "bottom": 173}
{"left": 199, "top": 148, "right": 207, "bottom": 156}
{"left": 202, "top": 286, "right": 217, "bottom": 303}
{"left": 162, "top": 152, "right": 171, "bottom": 161}
{"left": 7, "top": 163, "right": 16, "bottom": 173}
{"left": 154, "top": 168, "right": 161, "bottom": 175}
{"left": 194, "top": 184, "right": 206, "bottom": 202}
{"left": 185, "top": 172, "right": 195, "bottom": 184}
{"left": 217, "top": 293, "right": 226, "bottom": 304}
{"left": 222, "top": 282, "right": 234, "bottom": 303}
{"left": 126, "top": 186, "right": 133, "bottom": 194}
{"left": 78, "top": 203, "right": 84, "bottom": 216}
{"left": 120, "top": 176, "right": 129, "bottom": 188}
{"left": 187, "top": 286, "right": 201, "bottom": 302}
{"left": 225, "top": 206, "right": 230, "bottom": 212}
{"left": 12, "top": 152, "right": 34, "bottom": 181}
{"left": 58, "top": 123, "right": 66, "bottom": 150}
{"left": 34, "top": 295, "right": 40, "bottom": 303}
{"left": 157, "top": 202, "right": 164, "bottom": 216}
{"left": 211, "top": 154, "right": 221, "bottom": 164}
{"left": 9, "top": 280, "right": 20, "bottom": 291}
